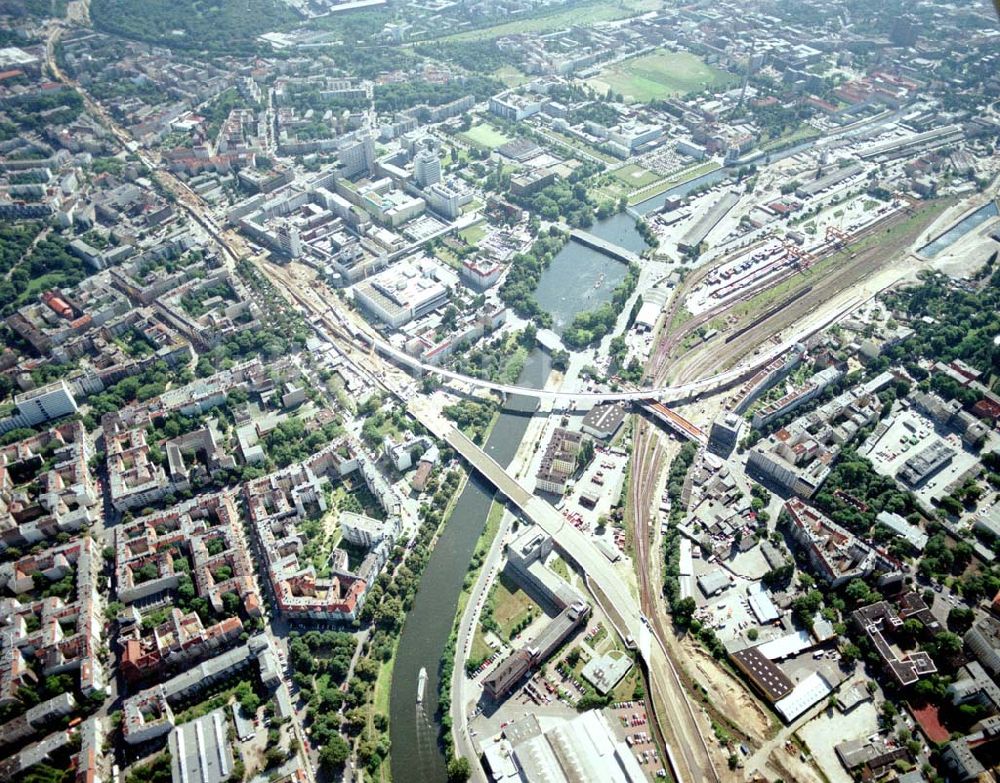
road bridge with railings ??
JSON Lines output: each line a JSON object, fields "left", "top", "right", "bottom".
{"left": 346, "top": 313, "right": 797, "bottom": 403}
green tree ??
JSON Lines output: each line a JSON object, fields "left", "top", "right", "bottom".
{"left": 447, "top": 757, "right": 472, "bottom": 782}
{"left": 673, "top": 596, "right": 697, "bottom": 626}
{"left": 319, "top": 735, "right": 350, "bottom": 772}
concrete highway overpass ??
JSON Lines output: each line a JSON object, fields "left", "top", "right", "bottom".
{"left": 340, "top": 308, "right": 818, "bottom": 404}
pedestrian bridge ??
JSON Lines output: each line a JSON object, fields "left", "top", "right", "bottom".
{"left": 569, "top": 229, "right": 641, "bottom": 264}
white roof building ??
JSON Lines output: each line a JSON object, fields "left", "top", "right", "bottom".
{"left": 876, "top": 511, "right": 928, "bottom": 552}
{"left": 747, "top": 582, "right": 780, "bottom": 624}
{"left": 757, "top": 629, "right": 813, "bottom": 661}
{"left": 774, "top": 671, "right": 832, "bottom": 722}
{"left": 353, "top": 255, "right": 449, "bottom": 328}
{"left": 510, "top": 710, "right": 647, "bottom": 782}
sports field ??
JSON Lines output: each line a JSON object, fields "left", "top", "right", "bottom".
{"left": 460, "top": 123, "right": 511, "bottom": 149}
{"left": 586, "top": 50, "right": 736, "bottom": 102}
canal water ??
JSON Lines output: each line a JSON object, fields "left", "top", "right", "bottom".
{"left": 533, "top": 241, "right": 629, "bottom": 333}
{"left": 386, "top": 134, "right": 822, "bottom": 780}
{"left": 531, "top": 166, "right": 731, "bottom": 332}
{"left": 919, "top": 201, "right": 999, "bottom": 258}
{"left": 389, "top": 351, "right": 550, "bottom": 783}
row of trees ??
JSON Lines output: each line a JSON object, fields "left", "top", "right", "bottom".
{"left": 499, "top": 228, "right": 567, "bottom": 327}
{"left": 373, "top": 75, "right": 502, "bottom": 113}
{"left": 663, "top": 442, "right": 698, "bottom": 612}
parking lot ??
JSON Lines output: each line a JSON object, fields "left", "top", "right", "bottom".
{"left": 689, "top": 567, "right": 773, "bottom": 645}
{"left": 559, "top": 443, "right": 631, "bottom": 552}
{"left": 798, "top": 699, "right": 880, "bottom": 783}
{"left": 607, "top": 700, "right": 668, "bottom": 778}
{"left": 861, "top": 407, "right": 980, "bottom": 507}
{"left": 469, "top": 672, "right": 580, "bottom": 742}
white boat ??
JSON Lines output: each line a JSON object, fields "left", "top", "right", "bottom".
{"left": 417, "top": 667, "right": 428, "bottom": 705}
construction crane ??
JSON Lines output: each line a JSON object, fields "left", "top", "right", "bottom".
{"left": 784, "top": 242, "right": 816, "bottom": 270}
{"left": 729, "top": 36, "right": 757, "bottom": 121}
{"left": 825, "top": 224, "right": 849, "bottom": 248}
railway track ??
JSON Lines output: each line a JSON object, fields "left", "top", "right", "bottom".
{"left": 630, "top": 414, "right": 722, "bottom": 783}
{"left": 648, "top": 201, "right": 921, "bottom": 384}
{"left": 625, "top": 194, "right": 947, "bottom": 783}
{"left": 673, "top": 200, "right": 941, "bottom": 386}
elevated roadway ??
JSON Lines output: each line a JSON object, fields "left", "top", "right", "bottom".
{"left": 347, "top": 309, "right": 813, "bottom": 403}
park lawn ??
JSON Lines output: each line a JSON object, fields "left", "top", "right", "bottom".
{"left": 549, "top": 556, "right": 570, "bottom": 581}
{"left": 612, "top": 163, "right": 661, "bottom": 189}
{"left": 370, "top": 654, "right": 395, "bottom": 783}
{"left": 470, "top": 625, "right": 492, "bottom": 665}
{"left": 459, "top": 221, "right": 487, "bottom": 245}
{"left": 443, "top": 143, "right": 473, "bottom": 166}
{"left": 439, "top": 0, "right": 660, "bottom": 41}
{"left": 587, "top": 50, "right": 736, "bottom": 103}
{"left": 543, "top": 127, "right": 618, "bottom": 164}
{"left": 609, "top": 660, "right": 642, "bottom": 702}
{"left": 432, "top": 244, "right": 462, "bottom": 270}
{"left": 494, "top": 65, "right": 531, "bottom": 88}
{"left": 460, "top": 197, "right": 484, "bottom": 215}
{"left": 373, "top": 654, "right": 394, "bottom": 717}
{"left": 500, "top": 345, "right": 529, "bottom": 385}
{"left": 15, "top": 272, "right": 72, "bottom": 311}
{"left": 627, "top": 161, "right": 722, "bottom": 206}
{"left": 460, "top": 123, "right": 512, "bottom": 149}
{"left": 758, "top": 124, "right": 821, "bottom": 153}
{"left": 589, "top": 178, "right": 629, "bottom": 202}
{"left": 491, "top": 572, "right": 541, "bottom": 642}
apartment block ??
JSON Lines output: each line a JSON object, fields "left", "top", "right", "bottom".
{"left": 0, "top": 537, "right": 104, "bottom": 706}
{"left": 784, "top": 498, "right": 902, "bottom": 588}
{"left": 748, "top": 373, "right": 890, "bottom": 497}
{"left": 244, "top": 440, "right": 402, "bottom": 621}
{"left": 114, "top": 492, "right": 261, "bottom": 618}
{"left": 0, "top": 380, "right": 79, "bottom": 437}
{"left": 535, "top": 428, "right": 583, "bottom": 495}
{"left": 0, "top": 421, "right": 99, "bottom": 550}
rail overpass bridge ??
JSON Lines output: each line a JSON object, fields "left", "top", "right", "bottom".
{"left": 641, "top": 401, "right": 709, "bottom": 445}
